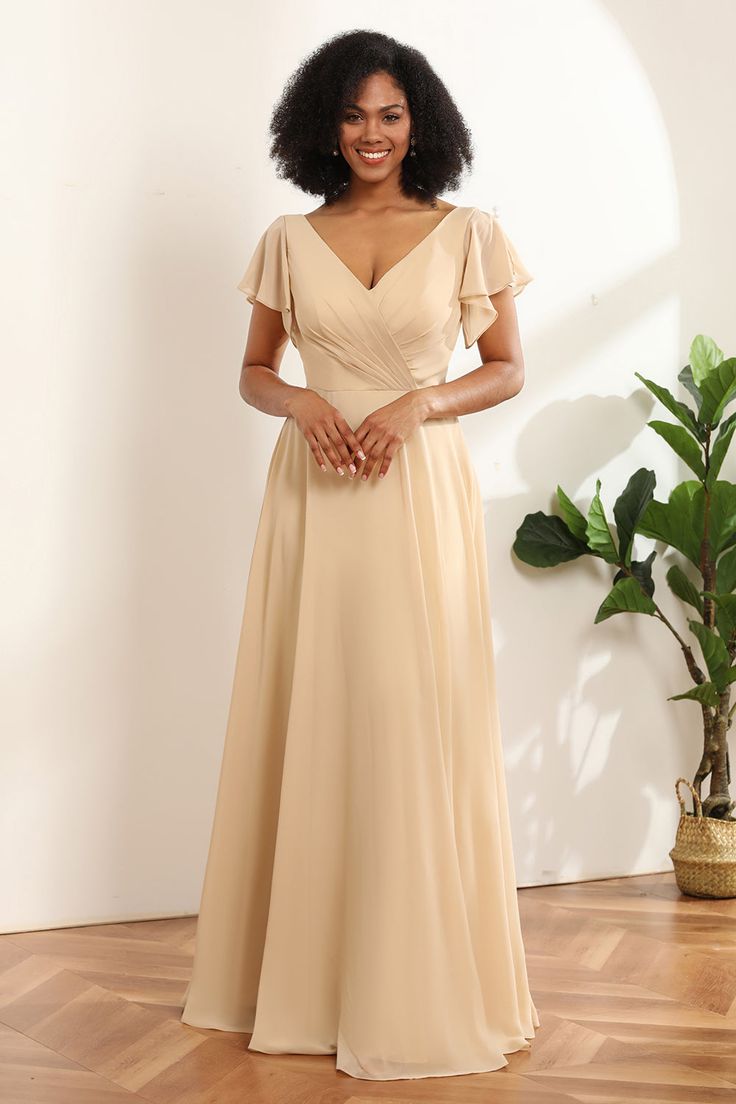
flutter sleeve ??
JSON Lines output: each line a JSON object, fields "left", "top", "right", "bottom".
{"left": 236, "top": 215, "right": 292, "bottom": 335}
{"left": 459, "top": 207, "right": 533, "bottom": 348}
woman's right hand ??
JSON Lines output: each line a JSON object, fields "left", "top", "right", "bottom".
{"left": 285, "top": 388, "right": 366, "bottom": 478}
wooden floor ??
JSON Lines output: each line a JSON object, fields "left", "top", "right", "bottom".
{"left": 1, "top": 871, "right": 735, "bottom": 1103}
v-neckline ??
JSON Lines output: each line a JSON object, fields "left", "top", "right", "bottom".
{"left": 300, "top": 206, "right": 464, "bottom": 294}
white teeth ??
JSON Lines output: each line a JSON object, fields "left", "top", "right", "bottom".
{"left": 357, "top": 149, "right": 390, "bottom": 160}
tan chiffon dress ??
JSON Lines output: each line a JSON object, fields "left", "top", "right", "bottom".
{"left": 180, "top": 204, "right": 539, "bottom": 1080}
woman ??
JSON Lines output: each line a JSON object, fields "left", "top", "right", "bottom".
{"left": 181, "top": 28, "right": 539, "bottom": 1081}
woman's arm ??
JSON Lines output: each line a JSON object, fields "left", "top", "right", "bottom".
{"left": 238, "top": 300, "right": 364, "bottom": 475}
{"left": 417, "top": 287, "right": 526, "bottom": 420}
{"left": 238, "top": 301, "right": 305, "bottom": 417}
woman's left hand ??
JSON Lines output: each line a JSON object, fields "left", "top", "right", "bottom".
{"left": 351, "top": 391, "right": 430, "bottom": 481}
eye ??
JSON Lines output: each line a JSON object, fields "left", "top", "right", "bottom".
{"left": 343, "top": 112, "right": 402, "bottom": 123}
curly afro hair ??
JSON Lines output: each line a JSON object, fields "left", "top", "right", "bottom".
{"left": 267, "top": 29, "right": 474, "bottom": 206}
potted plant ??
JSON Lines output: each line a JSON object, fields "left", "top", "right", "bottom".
{"left": 512, "top": 335, "right": 736, "bottom": 898}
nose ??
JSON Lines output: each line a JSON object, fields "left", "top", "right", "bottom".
{"left": 360, "top": 122, "right": 385, "bottom": 143}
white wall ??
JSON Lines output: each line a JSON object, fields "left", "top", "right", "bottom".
{"left": 2, "top": 0, "right": 734, "bottom": 931}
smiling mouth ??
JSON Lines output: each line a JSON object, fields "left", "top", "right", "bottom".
{"left": 356, "top": 149, "right": 391, "bottom": 161}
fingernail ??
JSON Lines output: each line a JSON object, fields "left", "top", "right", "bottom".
{"left": 349, "top": 463, "right": 356, "bottom": 474}
{"left": 361, "top": 473, "right": 368, "bottom": 480}
{"left": 321, "top": 464, "right": 327, "bottom": 471}
{"left": 337, "top": 467, "right": 344, "bottom": 475}
{"left": 357, "top": 450, "right": 366, "bottom": 460}
{"left": 379, "top": 472, "right": 385, "bottom": 478}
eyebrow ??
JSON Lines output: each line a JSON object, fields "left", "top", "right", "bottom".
{"left": 343, "top": 102, "right": 405, "bottom": 111}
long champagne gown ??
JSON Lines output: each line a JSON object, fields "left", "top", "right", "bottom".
{"left": 180, "top": 205, "right": 540, "bottom": 1080}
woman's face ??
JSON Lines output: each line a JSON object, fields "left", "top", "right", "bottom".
{"left": 336, "top": 70, "right": 413, "bottom": 182}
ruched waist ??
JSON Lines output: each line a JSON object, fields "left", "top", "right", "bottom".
{"left": 308, "top": 386, "right": 459, "bottom": 426}
{"left": 311, "top": 386, "right": 415, "bottom": 394}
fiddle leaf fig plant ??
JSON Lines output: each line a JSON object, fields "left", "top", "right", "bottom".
{"left": 513, "top": 335, "right": 736, "bottom": 821}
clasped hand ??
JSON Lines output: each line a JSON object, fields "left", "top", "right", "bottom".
{"left": 288, "top": 388, "right": 428, "bottom": 480}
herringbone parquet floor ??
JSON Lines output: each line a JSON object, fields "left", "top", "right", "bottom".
{"left": 1, "top": 872, "right": 734, "bottom": 1103}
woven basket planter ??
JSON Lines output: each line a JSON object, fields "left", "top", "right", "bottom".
{"left": 669, "top": 776, "right": 736, "bottom": 898}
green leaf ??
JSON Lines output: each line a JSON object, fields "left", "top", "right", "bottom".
{"left": 647, "top": 420, "right": 705, "bottom": 479}
{"left": 612, "top": 468, "right": 657, "bottom": 568}
{"left": 690, "top": 334, "right": 724, "bottom": 386}
{"left": 707, "top": 414, "right": 736, "bottom": 488}
{"left": 719, "top": 529, "right": 736, "bottom": 556}
{"left": 701, "top": 591, "right": 736, "bottom": 643}
{"left": 713, "top": 409, "right": 736, "bottom": 444}
{"left": 678, "top": 362, "right": 704, "bottom": 414}
{"left": 666, "top": 563, "right": 704, "bottom": 615}
{"left": 697, "top": 356, "right": 736, "bottom": 427}
{"left": 708, "top": 481, "right": 736, "bottom": 556}
{"left": 636, "top": 480, "right": 736, "bottom": 567}
{"left": 634, "top": 372, "right": 703, "bottom": 440}
{"left": 636, "top": 481, "right": 703, "bottom": 566}
{"left": 556, "top": 485, "right": 588, "bottom": 542}
{"left": 668, "top": 682, "right": 720, "bottom": 707}
{"left": 716, "top": 545, "right": 736, "bottom": 594}
{"left": 586, "top": 479, "right": 619, "bottom": 564}
{"left": 593, "top": 576, "right": 657, "bottom": 623}
{"left": 688, "top": 619, "right": 732, "bottom": 688}
{"left": 614, "top": 548, "right": 656, "bottom": 598}
{"left": 513, "top": 511, "right": 590, "bottom": 567}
